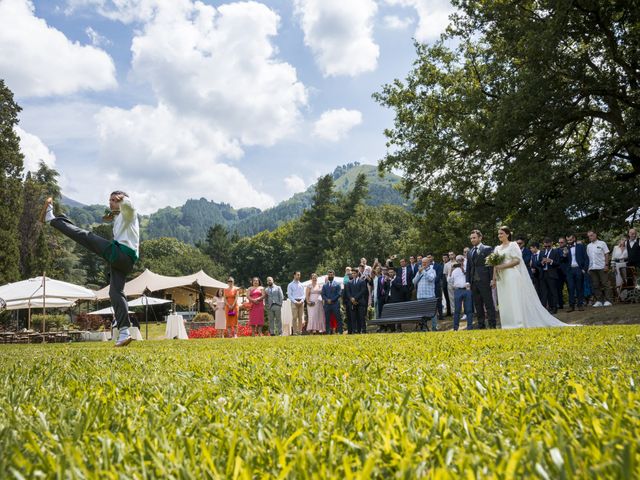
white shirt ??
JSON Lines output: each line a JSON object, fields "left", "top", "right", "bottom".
{"left": 287, "top": 280, "right": 305, "bottom": 301}
{"left": 443, "top": 261, "right": 453, "bottom": 276}
{"left": 587, "top": 240, "right": 610, "bottom": 270}
{"left": 570, "top": 245, "right": 578, "bottom": 268}
{"left": 451, "top": 268, "right": 467, "bottom": 289}
{"left": 112, "top": 197, "right": 139, "bottom": 255}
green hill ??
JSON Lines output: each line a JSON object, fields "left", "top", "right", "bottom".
{"left": 65, "top": 163, "right": 408, "bottom": 244}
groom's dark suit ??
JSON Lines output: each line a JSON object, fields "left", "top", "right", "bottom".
{"left": 540, "top": 247, "right": 561, "bottom": 312}
{"left": 465, "top": 243, "right": 496, "bottom": 328}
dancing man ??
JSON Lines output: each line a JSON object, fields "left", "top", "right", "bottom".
{"left": 41, "top": 191, "right": 139, "bottom": 347}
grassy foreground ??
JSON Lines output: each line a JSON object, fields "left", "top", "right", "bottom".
{"left": 1, "top": 327, "right": 639, "bottom": 478}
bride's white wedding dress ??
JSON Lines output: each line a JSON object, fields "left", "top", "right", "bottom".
{"left": 495, "top": 241, "right": 570, "bottom": 329}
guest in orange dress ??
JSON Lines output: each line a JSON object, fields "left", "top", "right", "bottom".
{"left": 224, "top": 277, "right": 240, "bottom": 338}
{"left": 247, "top": 277, "right": 266, "bottom": 336}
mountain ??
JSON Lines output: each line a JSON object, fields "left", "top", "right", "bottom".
{"left": 66, "top": 163, "right": 408, "bottom": 244}
{"left": 61, "top": 195, "right": 86, "bottom": 208}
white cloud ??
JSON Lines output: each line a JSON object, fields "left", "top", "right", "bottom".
{"left": 95, "top": 103, "right": 275, "bottom": 213}
{"left": 283, "top": 175, "right": 306, "bottom": 194}
{"left": 294, "top": 0, "right": 379, "bottom": 77}
{"left": 384, "top": 0, "right": 455, "bottom": 42}
{"left": 15, "top": 126, "right": 57, "bottom": 172}
{"left": 128, "top": 0, "right": 307, "bottom": 146}
{"left": 0, "top": 0, "right": 116, "bottom": 97}
{"left": 382, "top": 15, "right": 414, "bottom": 30}
{"left": 85, "top": 26, "right": 111, "bottom": 46}
{"left": 313, "top": 108, "right": 362, "bottom": 142}
{"left": 75, "top": 1, "right": 309, "bottom": 212}
{"left": 65, "top": 0, "right": 158, "bottom": 23}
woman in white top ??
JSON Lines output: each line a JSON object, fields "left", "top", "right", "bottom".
{"left": 491, "top": 226, "right": 571, "bottom": 329}
{"left": 611, "top": 236, "right": 629, "bottom": 296}
{"left": 305, "top": 273, "right": 325, "bottom": 334}
{"left": 214, "top": 289, "right": 226, "bottom": 336}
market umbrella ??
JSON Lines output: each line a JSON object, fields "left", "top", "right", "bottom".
{"left": 0, "top": 276, "right": 96, "bottom": 330}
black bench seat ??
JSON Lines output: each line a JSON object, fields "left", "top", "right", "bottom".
{"left": 370, "top": 298, "right": 438, "bottom": 325}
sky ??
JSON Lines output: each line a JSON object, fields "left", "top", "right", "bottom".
{"left": 1, "top": 0, "right": 456, "bottom": 214}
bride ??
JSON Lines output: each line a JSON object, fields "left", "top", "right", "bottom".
{"left": 491, "top": 226, "right": 570, "bottom": 328}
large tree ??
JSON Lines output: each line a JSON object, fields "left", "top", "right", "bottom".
{"left": 0, "top": 80, "right": 24, "bottom": 283}
{"left": 374, "top": 0, "right": 639, "bottom": 240}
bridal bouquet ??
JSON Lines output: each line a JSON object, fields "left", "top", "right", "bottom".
{"left": 485, "top": 252, "right": 506, "bottom": 267}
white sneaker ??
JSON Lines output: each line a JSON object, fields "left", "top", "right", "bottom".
{"left": 603, "top": 301, "right": 613, "bottom": 307}
{"left": 592, "top": 301, "right": 603, "bottom": 307}
{"left": 461, "top": 314, "right": 467, "bottom": 320}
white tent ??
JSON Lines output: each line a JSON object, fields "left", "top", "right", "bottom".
{"left": 301, "top": 275, "right": 345, "bottom": 288}
{"left": 0, "top": 276, "right": 96, "bottom": 303}
{"left": 128, "top": 296, "right": 172, "bottom": 307}
{"left": 0, "top": 276, "right": 97, "bottom": 330}
{"left": 87, "top": 306, "right": 134, "bottom": 316}
{"left": 94, "top": 269, "right": 227, "bottom": 300}
{"left": 4, "top": 297, "right": 76, "bottom": 311}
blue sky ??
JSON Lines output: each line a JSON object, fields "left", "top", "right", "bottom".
{"left": 1, "top": 0, "right": 455, "bottom": 213}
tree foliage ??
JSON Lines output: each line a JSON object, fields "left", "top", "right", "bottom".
{"left": 0, "top": 79, "right": 24, "bottom": 284}
{"left": 374, "top": 0, "right": 640, "bottom": 240}
{"left": 137, "top": 237, "right": 225, "bottom": 279}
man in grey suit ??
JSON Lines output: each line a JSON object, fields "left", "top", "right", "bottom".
{"left": 265, "top": 277, "right": 284, "bottom": 336}
{"left": 465, "top": 229, "right": 497, "bottom": 329}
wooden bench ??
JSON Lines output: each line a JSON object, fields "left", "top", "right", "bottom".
{"left": 371, "top": 299, "right": 438, "bottom": 328}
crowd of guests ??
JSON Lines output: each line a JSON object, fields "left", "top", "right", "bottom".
{"left": 208, "top": 228, "right": 638, "bottom": 336}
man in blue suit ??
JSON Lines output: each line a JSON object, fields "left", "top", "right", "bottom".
{"left": 540, "top": 237, "right": 561, "bottom": 313}
{"left": 321, "top": 269, "right": 343, "bottom": 334}
{"left": 562, "top": 234, "right": 589, "bottom": 311}
{"left": 394, "top": 258, "right": 414, "bottom": 302}
{"left": 428, "top": 254, "right": 445, "bottom": 320}
{"left": 348, "top": 270, "right": 370, "bottom": 333}
{"left": 516, "top": 236, "right": 532, "bottom": 278}
{"left": 342, "top": 269, "right": 354, "bottom": 334}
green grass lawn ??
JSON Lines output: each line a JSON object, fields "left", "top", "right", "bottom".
{"left": 1, "top": 326, "right": 639, "bottom": 478}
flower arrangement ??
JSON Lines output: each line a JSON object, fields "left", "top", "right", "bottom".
{"left": 188, "top": 325, "right": 270, "bottom": 339}
{"left": 485, "top": 252, "right": 506, "bottom": 267}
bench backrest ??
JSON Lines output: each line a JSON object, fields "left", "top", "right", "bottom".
{"left": 380, "top": 299, "right": 438, "bottom": 320}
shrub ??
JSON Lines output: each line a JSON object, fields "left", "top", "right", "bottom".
{"left": 74, "top": 313, "right": 111, "bottom": 331}
{"left": 31, "top": 314, "right": 70, "bottom": 332}
{"left": 192, "top": 312, "right": 214, "bottom": 323}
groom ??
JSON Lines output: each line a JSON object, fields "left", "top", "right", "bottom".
{"left": 465, "top": 229, "right": 497, "bottom": 329}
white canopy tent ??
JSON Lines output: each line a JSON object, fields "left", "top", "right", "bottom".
{"left": 301, "top": 275, "right": 345, "bottom": 288}
{"left": 0, "top": 276, "right": 97, "bottom": 330}
{"left": 4, "top": 297, "right": 76, "bottom": 311}
{"left": 87, "top": 306, "right": 135, "bottom": 316}
{"left": 0, "top": 276, "right": 97, "bottom": 303}
{"left": 128, "top": 297, "right": 172, "bottom": 307}
{"left": 94, "top": 269, "right": 227, "bottom": 301}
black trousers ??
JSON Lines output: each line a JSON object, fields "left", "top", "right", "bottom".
{"left": 343, "top": 299, "right": 354, "bottom": 334}
{"left": 541, "top": 272, "right": 558, "bottom": 310}
{"left": 50, "top": 215, "right": 133, "bottom": 330}
{"left": 353, "top": 303, "right": 367, "bottom": 333}
{"left": 399, "top": 286, "right": 412, "bottom": 302}
{"left": 441, "top": 276, "right": 451, "bottom": 315}
{"left": 556, "top": 270, "right": 566, "bottom": 308}
{"left": 471, "top": 280, "right": 496, "bottom": 328}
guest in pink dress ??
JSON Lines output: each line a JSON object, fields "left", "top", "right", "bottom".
{"left": 247, "top": 277, "right": 265, "bottom": 336}
{"left": 305, "top": 273, "right": 325, "bottom": 334}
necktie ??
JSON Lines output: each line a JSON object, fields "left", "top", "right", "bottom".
{"left": 472, "top": 247, "right": 477, "bottom": 259}
{"left": 402, "top": 268, "right": 407, "bottom": 285}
